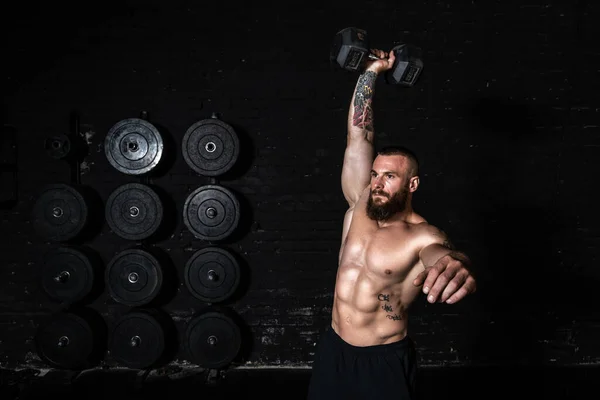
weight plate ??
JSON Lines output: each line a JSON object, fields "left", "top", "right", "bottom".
{"left": 41, "top": 246, "right": 94, "bottom": 304}
{"left": 185, "top": 311, "right": 241, "bottom": 369}
{"left": 182, "top": 118, "right": 240, "bottom": 176}
{"left": 104, "top": 118, "right": 163, "bottom": 175}
{"left": 44, "top": 134, "right": 71, "bottom": 160}
{"left": 35, "top": 312, "right": 95, "bottom": 369}
{"left": 105, "top": 183, "right": 164, "bottom": 241}
{"left": 183, "top": 185, "right": 240, "bottom": 241}
{"left": 109, "top": 310, "right": 165, "bottom": 369}
{"left": 185, "top": 247, "right": 240, "bottom": 303}
{"left": 31, "top": 183, "right": 89, "bottom": 242}
{"left": 105, "top": 248, "right": 163, "bottom": 306}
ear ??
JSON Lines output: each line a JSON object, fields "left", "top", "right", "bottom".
{"left": 409, "top": 176, "right": 420, "bottom": 192}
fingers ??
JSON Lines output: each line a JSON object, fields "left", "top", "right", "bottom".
{"left": 387, "top": 48, "right": 396, "bottom": 64}
{"left": 412, "top": 268, "right": 429, "bottom": 287}
{"left": 444, "top": 276, "right": 477, "bottom": 304}
{"left": 366, "top": 48, "right": 395, "bottom": 73}
{"left": 424, "top": 265, "right": 457, "bottom": 303}
{"left": 414, "top": 255, "right": 476, "bottom": 304}
{"left": 438, "top": 269, "right": 470, "bottom": 303}
{"left": 369, "top": 49, "right": 390, "bottom": 60}
{"left": 419, "top": 257, "right": 448, "bottom": 297}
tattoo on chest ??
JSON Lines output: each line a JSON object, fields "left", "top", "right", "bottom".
{"left": 378, "top": 293, "right": 402, "bottom": 321}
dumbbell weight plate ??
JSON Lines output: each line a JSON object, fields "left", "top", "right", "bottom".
{"left": 104, "top": 118, "right": 163, "bottom": 175}
{"left": 330, "top": 27, "right": 371, "bottom": 71}
{"left": 384, "top": 44, "right": 424, "bottom": 87}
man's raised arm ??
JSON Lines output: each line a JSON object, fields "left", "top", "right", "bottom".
{"left": 341, "top": 49, "right": 396, "bottom": 207}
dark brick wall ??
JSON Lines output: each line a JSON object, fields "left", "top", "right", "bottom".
{"left": 2, "top": 0, "right": 599, "bottom": 371}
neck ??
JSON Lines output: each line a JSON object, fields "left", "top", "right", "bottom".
{"left": 376, "top": 204, "right": 414, "bottom": 228}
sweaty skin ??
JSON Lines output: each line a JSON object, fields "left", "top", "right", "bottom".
{"left": 333, "top": 52, "right": 456, "bottom": 346}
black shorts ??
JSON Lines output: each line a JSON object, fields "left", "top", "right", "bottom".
{"left": 306, "top": 326, "right": 418, "bottom": 400}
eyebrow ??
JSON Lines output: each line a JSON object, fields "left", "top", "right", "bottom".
{"left": 371, "top": 170, "right": 397, "bottom": 176}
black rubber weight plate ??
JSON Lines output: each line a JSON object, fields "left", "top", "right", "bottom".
{"left": 45, "top": 134, "right": 71, "bottom": 160}
{"left": 105, "top": 249, "right": 163, "bottom": 306}
{"left": 35, "top": 312, "right": 95, "bottom": 369}
{"left": 105, "top": 183, "right": 163, "bottom": 240}
{"left": 41, "top": 246, "right": 94, "bottom": 304}
{"left": 182, "top": 118, "right": 240, "bottom": 176}
{"left": 104, "top": 118, "right": 163, "bottom": 175}
{"left": 183, "top": 185, "right": 240, "bottom": 241}
{"left": 185, "top": 311, "right": 241, "bottom": 369}
{"left": 184, "top": 247, "right": 241, "bottom": 303}
{"left": 31, "top": 183, "right": 89, "bottom": 241}
{"left": 109, "top": 311, "right": 165, "bottom": 369}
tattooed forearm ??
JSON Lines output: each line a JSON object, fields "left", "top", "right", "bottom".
{"left": 378, "top": 293, "right": 403, "bottom": 321}
{"left": 352, "top": 71, "right": 377, "bottom": 131}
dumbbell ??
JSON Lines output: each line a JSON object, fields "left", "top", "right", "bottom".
{"left": 330, "top": 27, "right": 424, "bottom": 87}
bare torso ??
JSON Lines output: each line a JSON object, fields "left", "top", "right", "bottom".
{"left": 333, "top": 187, "right": 429, "bottom": 346}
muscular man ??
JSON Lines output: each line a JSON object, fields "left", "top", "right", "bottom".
{"left": 306, "top": 49, "right": 477, "bottom": 399}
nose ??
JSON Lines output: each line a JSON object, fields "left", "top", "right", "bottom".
{"left": 373, "top": 176, "right": 383, "bottom": 189}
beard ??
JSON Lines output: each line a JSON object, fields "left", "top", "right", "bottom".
{"left": 367, "top": 184, "right": 409, "bottom": 221}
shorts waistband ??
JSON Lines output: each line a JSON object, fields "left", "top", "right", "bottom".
{"left": 326, "top": 326, "right": 411, "bottom": 355}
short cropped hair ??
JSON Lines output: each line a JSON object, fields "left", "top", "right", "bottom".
{"left": 377, "top": 145, "right": 420, "bottom": 177}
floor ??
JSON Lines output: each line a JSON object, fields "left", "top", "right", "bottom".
{"left": 2, "top": 365, "right": 600, "bottom": 399}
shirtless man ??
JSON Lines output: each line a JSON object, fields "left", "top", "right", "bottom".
{"left": 306, "top": 49, "right": 477, "bottom": 399}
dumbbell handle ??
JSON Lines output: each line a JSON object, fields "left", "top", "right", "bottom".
{"left": 367, "top": 53, "right": 396, "bottom": 62}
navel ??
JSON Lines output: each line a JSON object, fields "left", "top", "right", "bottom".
{"left": 385, "top": 269, "right": 392, "bottom": 275}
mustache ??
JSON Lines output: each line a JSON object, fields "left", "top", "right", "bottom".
{"left": 371, "top": 190, "right": 388, "bottom": 197}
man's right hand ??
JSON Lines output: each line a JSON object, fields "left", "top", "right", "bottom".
{"left": 365, "top": 48, "right": 396, "bottom": 74}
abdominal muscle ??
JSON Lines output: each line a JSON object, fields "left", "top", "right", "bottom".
{"left": 331, "top": 262, "right": 419, "bottom": 347}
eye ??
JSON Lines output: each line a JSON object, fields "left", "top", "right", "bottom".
{"left": 387, "top": 174, "right": 394, "bottom": 179}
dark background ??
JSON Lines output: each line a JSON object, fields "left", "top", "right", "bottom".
{"left": 2, "top": 0, "right": 599, "bottom": 398}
